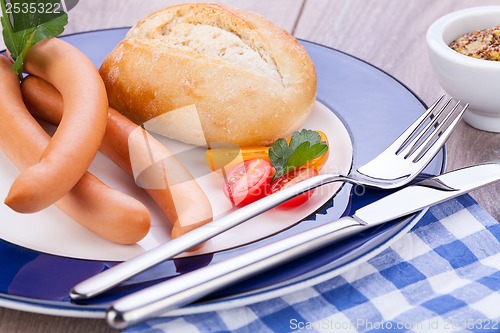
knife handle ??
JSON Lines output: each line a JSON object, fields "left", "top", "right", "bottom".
{"left": 70, "top": 173, "right": 349, "bottom": 301}
{"left": 106, "top": 216, "right": 367, "bottom": 329}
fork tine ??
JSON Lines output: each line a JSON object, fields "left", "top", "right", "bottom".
{"left": 411, "top": 101, "right": 468, "bottom": 163}
{"left": 392, "top": 94, "right": 446, "bottom": 153}
{"left": 399, "top": 97, "right": 452, "bottom": 157}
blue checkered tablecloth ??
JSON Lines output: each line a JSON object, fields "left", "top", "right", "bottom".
{"left": 125, "top": 194, "right": 500, "bottom": 333}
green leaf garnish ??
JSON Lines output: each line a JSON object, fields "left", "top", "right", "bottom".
{"left": 1, "top": 0, "right": 68, "bottom": 79}
{"left": 268, "top": 129, "right": 328, "bottom": 181}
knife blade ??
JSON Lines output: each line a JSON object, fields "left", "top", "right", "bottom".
{"left": 105, "top": 161, "right": 500, "bottom": 329}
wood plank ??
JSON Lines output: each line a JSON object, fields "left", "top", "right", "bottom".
{"left": 65, "top": 0, "right": 303, "bottom": 34}
{"left": 1, "top": 0, "right": 303, "bottom": 49}
{"left": 295, "top": 0, "right": 500, "bottom": 220}
{"left": 0, "top": 309, "right": 114, "bottom": 333}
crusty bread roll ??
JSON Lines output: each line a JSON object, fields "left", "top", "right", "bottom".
{"left": 100, "top": 3, "right": 316, "bottom": 146}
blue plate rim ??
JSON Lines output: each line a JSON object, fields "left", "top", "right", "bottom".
{"left": 0, "top": 27, "right": 446, "bottom": 317}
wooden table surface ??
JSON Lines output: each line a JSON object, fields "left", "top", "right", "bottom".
{"left": 0, "top": 1, "right": 498, "bottom": 332}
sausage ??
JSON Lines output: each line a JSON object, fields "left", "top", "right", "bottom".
{"left": 0, "top": 56, "right": 150, "bottom": 244}
{"left": 4, "top": 38, "right": 108, "bottom": 213}
{"left": 21, "top": 76, "right": 213, "bottom": 243}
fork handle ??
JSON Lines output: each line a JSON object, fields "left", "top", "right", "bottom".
{"left": 70, "top": 173, "right": 350, "bottom": 301}
{"left": 106, "top": 216, "right": 367, "bottom": 329}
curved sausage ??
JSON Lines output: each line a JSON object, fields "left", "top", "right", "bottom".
{"left": 5, "top": 38, "right": 108, "bottom": 213}
{"left": 0, "top": 56, "right": 150, "bottom": 244}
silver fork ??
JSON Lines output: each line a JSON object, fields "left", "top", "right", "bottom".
{"left": 70, "top": 95, "right": 468, "bottom": 301}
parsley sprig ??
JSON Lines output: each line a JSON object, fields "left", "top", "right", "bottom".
{"left": 268, "top": 129, "right": 328, "bottom": 181}
{"left": 1, "top": 0, "right": 68, "bottom": 79}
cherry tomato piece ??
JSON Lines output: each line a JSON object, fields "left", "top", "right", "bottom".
{"left": 223, "top": 158, "right": 273, "bottom": 207}
{"left": 270, "top": 168, "right": 319, "bottom": 209}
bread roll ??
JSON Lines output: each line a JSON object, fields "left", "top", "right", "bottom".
{"left": 99, "top": 3, "right": 316, "bottom": 146}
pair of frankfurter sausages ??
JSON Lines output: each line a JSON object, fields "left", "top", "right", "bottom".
{"left": 1, "top": 38, "right": 213, "bottom": 245}
{"left": 22, "top": 75, "right": 214, "bottom": 242}
{"left": 0, "top": 54, "right": 148, "bottom": 244}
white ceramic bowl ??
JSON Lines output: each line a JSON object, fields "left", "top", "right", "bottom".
{"left": 426, "top": 6, "right": 500, "bottom": 133}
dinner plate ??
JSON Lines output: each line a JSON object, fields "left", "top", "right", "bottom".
{"left": 0, "top": 99, "right": 352, "bottom": 261}
{"left": 0, "top": 28, "right": 444, "bottom": 318}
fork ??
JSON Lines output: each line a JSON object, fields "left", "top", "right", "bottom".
{"left": 70, "top": 95, "right": 468, "bottom": 301}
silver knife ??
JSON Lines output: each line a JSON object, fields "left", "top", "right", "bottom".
{"left": 105, "top": 161, "right": 500, "bottom": 329}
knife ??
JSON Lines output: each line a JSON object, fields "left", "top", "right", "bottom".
{"left": 105, "top": 161, "right": 500, "bottom": 329}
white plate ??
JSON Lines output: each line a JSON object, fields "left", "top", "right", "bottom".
{"left": 0, "top": 100, "right": 352, "bottom": 261}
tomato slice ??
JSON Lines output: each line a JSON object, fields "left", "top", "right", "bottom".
{"left": 223, "top": 159, "right": 273, "bottom": 207}
{"left": 270, "top": 168, "right": 319, "bottom": 209}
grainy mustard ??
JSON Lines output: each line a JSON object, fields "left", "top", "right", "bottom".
{"left": 449, "top": 25, "right": 500, "bottom": 61}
